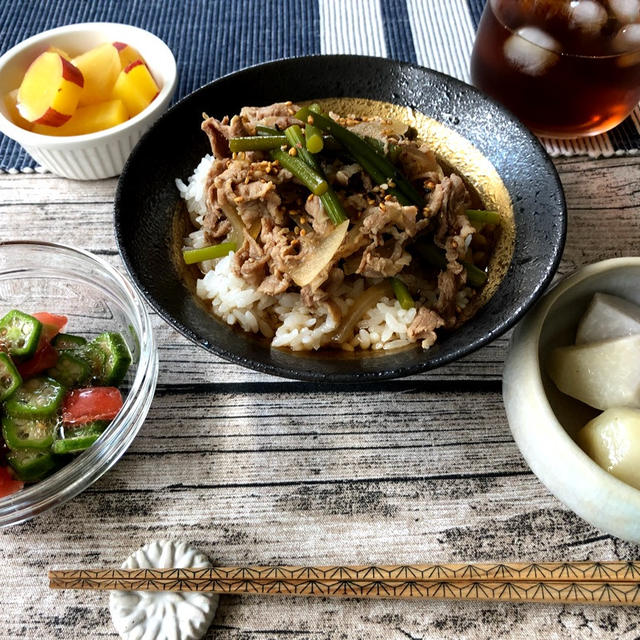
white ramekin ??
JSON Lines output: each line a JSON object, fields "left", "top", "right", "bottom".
{"left": 0, "top": 22, "right": 177, "bottom": 180}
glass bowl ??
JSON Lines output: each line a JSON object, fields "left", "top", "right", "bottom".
{"left": 0, "top": 241, "right": 158, "bottom": 527}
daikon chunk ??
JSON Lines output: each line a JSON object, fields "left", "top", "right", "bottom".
{"left": 546, "top": 335, "right": 640, "bottom": 410}
{"left": 577, "top": 407, "right": 640, "bottom": 490}
{"left": 576, "top": 292, "right": 640, "bottom": 344}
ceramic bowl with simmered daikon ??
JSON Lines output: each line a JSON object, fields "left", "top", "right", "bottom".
{"left": 503, "top": 257, "right": 640, "bottom": 543}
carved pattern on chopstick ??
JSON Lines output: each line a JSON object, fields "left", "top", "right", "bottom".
{"left": 48, "top": 562, "right": 640, "bottom": 604}
{"left": 48, "top": 575, "right": 640, "bottom": 604}
{"left": 49, "top": 561, "right": 640, "bottom": 583}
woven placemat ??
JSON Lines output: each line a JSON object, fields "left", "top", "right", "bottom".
{"left": 0, "top": 0, "right": 637, "bottom": 171}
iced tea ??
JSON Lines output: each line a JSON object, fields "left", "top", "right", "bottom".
{"left": 471, "top": 0, "right": 640, "bottom": 137}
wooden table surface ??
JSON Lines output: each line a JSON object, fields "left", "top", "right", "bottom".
{"left": 1, "top": 155, "right": 639, "bottom": 639}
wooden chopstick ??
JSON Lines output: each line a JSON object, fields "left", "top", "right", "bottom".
{"left": 49, "top": 562, "right": 640, "bottom": 605}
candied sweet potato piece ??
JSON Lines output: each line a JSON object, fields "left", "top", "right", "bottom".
{"left": 112, "top": 60, "right": 159, "bottom": 118}
{"left": 3, "top": 89, "right": 33, "bottom": 130}
{"left": 112, "top": 42, "right": 143, "bottom": 70}
{"left": 73, "top": 43, "right": 121, "bottom": 106}
{"left": 17, "top": 52, "right": 83, "bottom": 126}
{"left": 33, "top": 99, "right": 128, "bottom": 136}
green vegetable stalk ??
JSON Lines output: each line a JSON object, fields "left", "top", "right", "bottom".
{"left": 182, "top": 241, "right": 237, "bottom": 265}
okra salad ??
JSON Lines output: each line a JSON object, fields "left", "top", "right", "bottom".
{"left": 0, "top": 309, "right": 131, "bottom": 497}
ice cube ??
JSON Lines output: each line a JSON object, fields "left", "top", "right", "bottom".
{"left": 612, "top": 22, "right": 640, "bottom": 51}
{"left": 568, "top": 0, "right": 608, "bottom": 34}
{"left": 608, "top": 0, "right": 640, "bottom": 23}
{"left": 504, "top": 27, "right": 560, "bottom": 76}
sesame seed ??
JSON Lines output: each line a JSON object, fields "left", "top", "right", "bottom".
{"left": 307, "top": 115, "right": 314, "bottom": 124}
{"left": 289, "top": 147, "right": 297, "bottom": 156}
{"left": 300, "top": 228, "right": 307, "bottom": 236}
{"left": 388, "top": 180, "right": 396, "bottom": 188}
{"left": 234, "top": 196, "right": 244, "bottom": 203}
{"left": 380, "top": 183, "right": 388, "bottom": 190}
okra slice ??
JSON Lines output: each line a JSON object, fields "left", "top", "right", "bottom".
{"left": 78, "top": 343, "right": 107, "bottom": 380}
{"left": 4, "top": 376, "right": 64, "bottom": 418}
{"left": 0, "top": 310, "right": 42, "bottom": 358}
{"left": 91, "top": 332, "right": 132, "bottom": 386}
{"left": 7, "top": 448, "right": 56, "bottom": 482}
{"left": 2, "top": 414, "right": 57, "bottom": 450}
{"left": 0, "top": 352, "right": 22, "bottom": 401}
{"left": 52, "top": 420, "right": 108, "bottom": 455}
{"left": 47, "top": 352, "right": 91, "bottom": 388}
{"left": 52, "top": 333, "right": 87, "bottom": 351}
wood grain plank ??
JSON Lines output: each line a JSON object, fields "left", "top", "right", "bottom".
{"left": 2, "top": 385, "right": 640, "bottom": 638}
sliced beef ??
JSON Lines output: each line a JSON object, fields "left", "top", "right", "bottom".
{"left": 232, "top": 235, "right": 268, "bottom": 288}
{"left": 336, "top": 201, "right": 419, "bottom": 279}
{"left": 431, "top": 174, "right": 471, "bottom": 248}
{"left": 205, "top": 157, "right": 293, "bottom": 233}
{"left": 398, "top": 142, "right": 443, "bottom": 184}
{"left": 435, "top": 269, "right": 465, "bottom": 328}
{"left": 444, "top": 215, "right": 475, "bottom": 264}
{"left": 202, "top": 158, "right": 232, "bottom": 242}
{"left": 304, "top": 195, "right": 331, "bottom": 235}
{"left": 201, "top": 114, "right": 247, "bottom": 158}
{"left": 257, "top": 217, "right": 295, "bottom": 295}
{"left": 358, "top": 242, "right": 412, "bottom": 278}
{"left": 240, "top": 102, "right": 301, "bottom": 133}
{"left": 408, "top": 306, "right": 445, "bottom": 347}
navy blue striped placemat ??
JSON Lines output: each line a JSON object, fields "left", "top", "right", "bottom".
{"left": 0, "top": 0, "right": 637, "bottom": 171}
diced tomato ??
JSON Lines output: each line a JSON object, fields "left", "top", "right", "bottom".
{"left": 62, "top": 387, "right": 123, "bottom": 424}
{"left": 0, "top": 466, "right": 23, "bottom": 498}
{"left": 17, "top": 342, "right": 58, "bottom": 378}
{"left": 32, "top": 312, "right": 67, "bottom": 333}
{"left": 32, "top": 312, "right": 67, "bottom": 342}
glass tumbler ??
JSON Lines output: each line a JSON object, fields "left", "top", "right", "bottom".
{"left": 471, "top": 0, "right": 640, "bottom": 138}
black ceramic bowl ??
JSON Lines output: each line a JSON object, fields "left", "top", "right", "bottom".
{"left": 115, "top": 55, "right": 566, "bottom": 382}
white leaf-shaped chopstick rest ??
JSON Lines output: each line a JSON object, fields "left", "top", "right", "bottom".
{"left": 109, "top": 540, "right": 219, "bottom": 640}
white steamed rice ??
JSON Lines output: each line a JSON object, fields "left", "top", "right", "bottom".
{"left": 177, "top": 155, "right": 469, "bottom": 351}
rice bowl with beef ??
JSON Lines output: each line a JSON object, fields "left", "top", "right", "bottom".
{"left": 176, "top": 98, "right": 514, "bottom": 353}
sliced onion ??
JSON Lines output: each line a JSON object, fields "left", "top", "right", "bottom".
{"left": 220, "top": 201, "right": 246, "bottom": 248}
{"left": 348, "top": 118, "right": 408, "bottom": 140}
{"left": 249, "top": 221, "right": 261, "bottom": 239}
{"left": 287, "top": 220, "right": 349, "bottom": 287}
{"left": 331, "top": 280, "right": 393, "bottom": 345}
